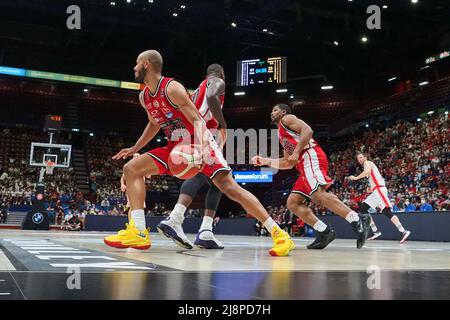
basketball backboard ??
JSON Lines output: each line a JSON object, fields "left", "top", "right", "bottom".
{"left": 29, "top": 142, "right": 72, "bottom": 168}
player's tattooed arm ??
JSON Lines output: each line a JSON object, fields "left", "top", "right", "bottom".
{"left": 281, "top": 115, "right": 313, "bottom": 164}
{"left": 251, "top": 155, "right": 295, "bottom": 170}
{"left": 206, "top": 77, "right": 227, "bottom": 129}
{"left": 167, "top": 80, "right": 210, "bottom": 150}
{"left": 206, "top": 77, "right": 228, "bottom": 149}
{"left": 112, "top": 97, "right": 160, "bottom": 160}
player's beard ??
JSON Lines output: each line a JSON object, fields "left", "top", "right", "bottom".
{"left": 270, "top": 115, "right": 278, "bottom": 125}
{"left": 135, "top": 68, "right": 146, "bottom": 83}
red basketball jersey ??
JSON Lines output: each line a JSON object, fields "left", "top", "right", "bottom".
{"left": 190, "top": 77, "right": 225, "bottom": 129}
{"left": 140, "top": 77, "right": 195, "bottom": 144}
{"left": 278, "top": 117, "right": 318, "bottom": 157}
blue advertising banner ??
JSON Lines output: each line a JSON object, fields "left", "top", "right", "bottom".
{"left": 233, "top": 171, "right": 273, "bottom": 183}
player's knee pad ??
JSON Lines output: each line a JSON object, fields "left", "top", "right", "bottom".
{"left": 180, "top": 173, "right": 208, "bottom": 199}
{"left": 205, "top": 184, "right": 223, "bottom": 212}
{"left": 382, "top": 207, "right": 394, "bottom": 219}
{"left": 359, "top": 202, "right": 370, "bottom": 214}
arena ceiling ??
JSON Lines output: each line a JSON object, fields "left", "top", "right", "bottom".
{"left": 0, "top": 0, "right": 449, "bottom": 93}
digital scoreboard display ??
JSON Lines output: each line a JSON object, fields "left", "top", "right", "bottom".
{"left": 236, "top": 56, "right": 287, "bottom": 87}
{"left": 44, "top": 114, "right": 62, "bottom": 132}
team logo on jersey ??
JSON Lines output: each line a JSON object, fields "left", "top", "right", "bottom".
{"left": 165, "top": 111, "right": 173, "bottom": 119}
{"left": 153, "top": 101, "right": 160, "bottom": 108}
{"left": 160, "top": 107, "right": 173, "bottom": 119}
{"left": 151, "top": 110, "right": 159, "bottom": 116}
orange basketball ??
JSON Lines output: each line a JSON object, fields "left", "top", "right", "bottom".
{"left": 168, "top": 144, "right": 203, "bottom": 179}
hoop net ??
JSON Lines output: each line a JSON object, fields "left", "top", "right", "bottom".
{"left": 45, "top": 160, "right": 55, "bottom": 175}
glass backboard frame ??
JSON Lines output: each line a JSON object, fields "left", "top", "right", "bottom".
{"left": 29, "top": 142, "right": 72, "bottom": 168}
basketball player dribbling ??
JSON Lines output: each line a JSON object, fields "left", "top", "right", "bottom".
{"left": 253, "top": 104, "right": 371, "bottom": 249}
{"left": 347, "top": 153, "right": 411, "bottom": 243}
{"left": 158, "top": 64, "right": 227, "bottom": 250}
{"left": 103, "top": 50, "right": 294, "bottom": 256}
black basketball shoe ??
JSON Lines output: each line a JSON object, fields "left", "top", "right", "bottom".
{"left": 307, "top": 227, "right": 336, "bottom": 249}
{"left": 351, "top": 214, "right": 371, "bottom": 249}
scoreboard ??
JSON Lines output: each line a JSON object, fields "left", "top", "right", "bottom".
{"left": 44, "top": 114, "right": 62, "bottom": 132}
{"left": 236, "top": 56, "right": 287, "bottom": 87}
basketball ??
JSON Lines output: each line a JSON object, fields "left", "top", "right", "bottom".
{"left": 168, "top": 144, "right": 202, "bottom": 179}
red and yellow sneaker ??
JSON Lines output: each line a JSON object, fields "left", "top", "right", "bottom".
{"left": 104, "top": 219, "right": 151, "bottom": 250}
{"left": 269, "top": 227, "right": 295, "bottom": 257}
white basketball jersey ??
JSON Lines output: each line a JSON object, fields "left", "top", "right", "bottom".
{"left": 367, "top": 161, "right": 386, "bottom": 189}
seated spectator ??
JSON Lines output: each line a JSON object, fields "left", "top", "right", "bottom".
{"left": 404, "top": 199, "right": 417, "bottom": 212}
{"left": 419, "top": 198, "right": 433, "bottom": 212}
{"left": 0, "top": 203, "right": 7, "bottom": 223}
{"left": 55, "top": 209, "right": 64, "bottom": 225}
{"left": 390, "top": 200, "right": 401, "bottom": 213}
{"left": 61, "top": 214, "right": 83, "bottom": 231}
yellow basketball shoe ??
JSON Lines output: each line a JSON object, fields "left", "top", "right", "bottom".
{"left": 121, "top": 227, "right": 151, "bottom": 250}
{"left": 269, "top": 226, "right": 295, "bottom": 257}
{"left": 103, "top": 219, "right": 151, "bottom": 250}
{"left": 104, "top": 220, "right": 134, "bottom": 248}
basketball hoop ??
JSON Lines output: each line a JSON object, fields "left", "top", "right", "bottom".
{"left": 45, "top": 160, "right": 55, "bottom": 175}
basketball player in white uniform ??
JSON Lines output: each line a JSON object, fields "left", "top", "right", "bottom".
{"left": 347, "top": 153, "right": 411, "bottom": 243}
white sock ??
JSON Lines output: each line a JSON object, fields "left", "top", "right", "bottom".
{"left": 370, "top": 221, "right": 378, "bottom": 233}
{"left": 313, "top": 220, "right": 327, "bottom": 232}
{"left": 345, "top": 211, "right": 360, "bottom": 223}
{"left": 131, "top": 209, "right": 146, "bottom": 231}
{"left": 199, "top": 216, "right": 213, "bottom": 231}
{"left": 263, "top": 217, "right": 278, "bottom": 234}
{"left": 396, "top": 224, "right": 405, "bottom": 233}
{"left": 169, "top": 204, "right": 186, "bottom": 223}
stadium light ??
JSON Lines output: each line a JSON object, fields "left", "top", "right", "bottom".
{"left": 289, "top": 94, "right": 294, "bottom": 99}
{"left": 365, "top": 124, "right": 369, "bottom": 128}
{"left": 361, "top": 36, "right": 368, "bottom": 43}
{"left": 89, "top": 133, "right": 94, "bottom": 137}
{"left": 172, "top": 12, "right": 178, "bottom": 17}
{"left": 276, "top": 89, "right": 288, "bottom": 93}
{"left": 231, "top": 22, "right": 237, "bottom": 28}
{"left": 420, "top": 65, "right": 430, "bottom": 70}
{"left": 411, "top": 0, "right": 418, "bottom": 4}
{"left": 334, "top": 41, "right": 339, "bottom": 46}
{"left": 388, "top": 77, "right": 397, "bottom": 82}
{"left": 321, "top": 85, "right": 333, "bottom": 90}
{"left": 234, "top": 91, "right": 245, "bottom": 96}
{"left": 83, "top": 88, "right": 89, "bottom": 92}
{"left": 262, "top": 28, "right": 268, "bottom": 32}
{"left": 110, "top": 1, "right": 116, "bottom": 5}
{"left": 382, "top": 5, "right": 388, "bottom": 9}
{"left": 126, "top": 0, "right": 131, "bottom": 3}
{"left": 283, "top": 192, "right": 287, "bottom": 196}
{"left": 419, "top": 81, "right": 429, "bottom": 86}
{"left": 428, "top": 111, "right": 434, "bottom": 115}
{"left": 417, "top": 118, "right": 422, "bottom": 122}
{"left": 156, "top": 138, "right": 162, "bottom": 142}
{"left": 180, "top": 4, "right": 186, "bottom": 9}
{"left": 445, "top": 111, "right": 449, "bottom": 115}
{"left": 72, "top": 128, "right": 80, "bottom": 132}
